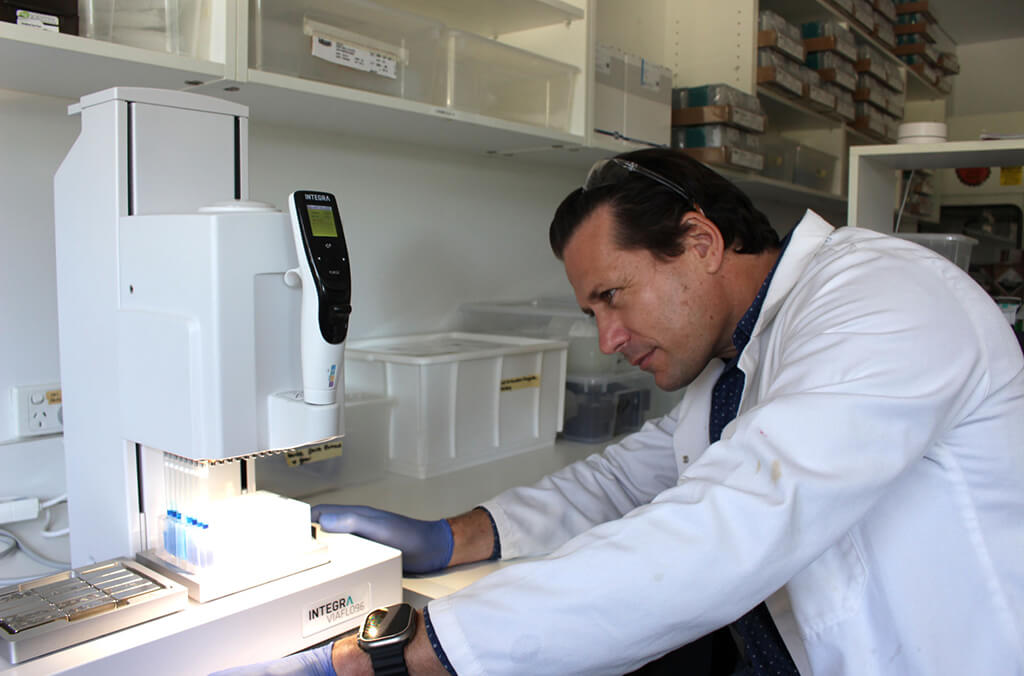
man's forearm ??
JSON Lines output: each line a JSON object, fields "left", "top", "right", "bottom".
{"left": 447, "top": 507, "right": 497, "bottom": 567}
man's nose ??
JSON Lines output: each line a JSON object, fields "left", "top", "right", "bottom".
{"left": 596, "top": 313, "right": 627, "bottom": 355}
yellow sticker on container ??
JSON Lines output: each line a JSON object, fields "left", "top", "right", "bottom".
{"left": 1000, "top": 166, "right": 1022, "bottom": 186}
{"left": 286, "top": 440, "right": 343, "bottom": 467}
{"left": 501, "top": 374, "right": 540, "bottom": 392}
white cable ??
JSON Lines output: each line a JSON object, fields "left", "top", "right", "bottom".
{"left": 38, "top": 507, "right": 69, "bottom": 538}
{"left": 0, "top": 534, "right": 17, "bottom": 558}
{"left": 895, "top": 169, "right": 916, "bottom": 233}
{"left": 0, "top": 528, "right": 69, "bottom": 570}
{"left": 40, "top": 494, "right": 67, "bottom": 509}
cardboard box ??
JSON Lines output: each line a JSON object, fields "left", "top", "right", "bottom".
{"left": 671, "top": 105, "right": 766, "bottom": 133}
{"left": 757, "top": 66, "right": 803, "bottom": 97}
{"left": 757, "top": 29, "right": 805, "bottom": 62}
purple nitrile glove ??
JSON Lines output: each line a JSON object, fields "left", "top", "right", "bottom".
{"left": 208, "top": 643, "right": 335, "bottom": 676}
{"left": 311, "top": 504, "right": 454, "bottom": 574}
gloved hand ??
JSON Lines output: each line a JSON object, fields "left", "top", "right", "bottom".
{"left": 311, "top": 504, "right": 454, "bottom": 574}
{"left": 208, "top": 643, "right": 335, "bottom": 676}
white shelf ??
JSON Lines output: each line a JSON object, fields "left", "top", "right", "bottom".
{"left": 849, "top": 140, "right": 1024, "bottom": 232}
{"left": 758, "top": 86, "right": 835, "bottom": 129}
{"left": 720, "top": 167, "right": 847, "bottom": 213}
{"left": 195, "top": 68, "right": 587, "bottom": 159}
{"left": 0, "top": 22, "right": 227, "bottom": 100}
{"left": 372, "top": 0, "right": 584, "bottom": 37}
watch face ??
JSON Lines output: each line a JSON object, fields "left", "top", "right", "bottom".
{"left": 360, "top": 604, "right": 414, "bottom": 646}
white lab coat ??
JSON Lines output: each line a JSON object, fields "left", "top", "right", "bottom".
{"left": 427, "top": 211, "right": 1024, "bottom": 675}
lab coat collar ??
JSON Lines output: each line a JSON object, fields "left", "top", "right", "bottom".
{"left": 750, "top": 210, "right": 835, "bottom": 341}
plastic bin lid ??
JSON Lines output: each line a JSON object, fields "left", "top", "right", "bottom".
{"left": 566, "top": 369, "right": 651, "bottom": 386}
{"left": 346, "top": 332, "right": 568, "bottom": 364}
{"left": 894, "top": 233, "right": 978, "bottom": 245}
{"left": 460, "top": 296, "right": 584, "bottom": 319}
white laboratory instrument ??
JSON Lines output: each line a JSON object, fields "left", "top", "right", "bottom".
{"left": 8, "top": 87, "right": 401, "bottom": 674}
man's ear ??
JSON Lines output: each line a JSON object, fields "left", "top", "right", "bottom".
{"left": 681, "top": 211, "right": 725, "bottom": 273}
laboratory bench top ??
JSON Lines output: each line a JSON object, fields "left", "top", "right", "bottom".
{"left": 303, "top": 437, "right": 610, "bottom": 520}
{"left": 0, "top": 438, "right": 613, "bottom": 674}
{"left": 303, "top": 436, "right": 613, "bottom": 603}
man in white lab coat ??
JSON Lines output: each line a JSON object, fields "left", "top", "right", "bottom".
{"left": 218, "top": 148, "right": 1024, "bottom": 675}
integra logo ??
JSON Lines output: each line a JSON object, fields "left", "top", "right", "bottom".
{"left": 304, "top": 193, "right": 331, "bottom": 202}
{"left": 308, "top": 595, "right": 364, "bottom": 622}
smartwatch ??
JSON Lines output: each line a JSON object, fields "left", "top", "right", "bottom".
{"left": 357, "top": 602, "right": 416, "bottom": 675}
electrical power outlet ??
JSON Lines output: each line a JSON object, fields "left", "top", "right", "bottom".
{"left": 13, "top": 383, "right": 63, "bottom": 436}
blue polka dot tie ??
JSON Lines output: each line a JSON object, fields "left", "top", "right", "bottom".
{"left": 710, "top": 237, "right": 799, "bottom": 675}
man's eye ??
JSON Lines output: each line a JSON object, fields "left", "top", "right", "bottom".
{"left": 600, "top": 289, "right": 618, "bottom": 304}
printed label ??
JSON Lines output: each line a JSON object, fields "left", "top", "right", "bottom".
{"left": 285, "top": 440, "right": 343, "bottom": 467}
{"left": 16, "top": 9, "right": 59, "bottom": 31}
{"left": 500, "top": 374, "right": 540, "bottom": 392}
{"left": 312, "top": 36, "right": 397, "bottom": 79}
{"left": 302, "top": 583, "right": 370, "bottom": 638}
{"left": 777, "top": 70, "right": 803, "bottom": 96}
{"left": 1001, "top": 167, "right": 1022, "bottom": 186}
{"left": 732, "top": 108, "right": 765, "bottom": 132}
{"left": 777, "top": 35, "right": 804, "bottom": 61}
{"left": 730, "top": 149, "right": 765, "bottom": 172}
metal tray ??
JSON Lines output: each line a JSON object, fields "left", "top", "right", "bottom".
{"left": 0, "top": 558, "right": 187, "bottom": 664}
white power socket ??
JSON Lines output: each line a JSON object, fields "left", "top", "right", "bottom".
{"left": 13, "top": 383, "right": 63, "bottom": 436}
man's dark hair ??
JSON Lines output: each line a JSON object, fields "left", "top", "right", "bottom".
{"left": 550, "top": 148, "right": 779, "bottom": 260}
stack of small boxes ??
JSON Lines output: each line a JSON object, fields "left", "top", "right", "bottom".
{"left": 899, "top": 169, "right": 936, "bottom": 218}
{"left": 853, "top": 42, "right": 906, "bottom": 141}
{"left": 892, "top": 0, "right": 958, "bottom": 93}
{"left": 670, "top": 84, "right": 766, "bottom": 172}
{"left": 756, "top": 11, "right": 810, "bottom": 101}
{"left": 803, "top": 19, "right": 859, "bottom": 123}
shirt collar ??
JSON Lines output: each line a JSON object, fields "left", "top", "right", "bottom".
{"left": 731, "top": 231, "right": 792, "bottom": 357}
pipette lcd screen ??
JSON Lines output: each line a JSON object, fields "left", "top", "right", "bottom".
{"left": 307, "top": 204, "right": 338, "bottom": 238}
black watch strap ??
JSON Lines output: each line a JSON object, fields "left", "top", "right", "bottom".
{"left": 367, "top": 644, "right": 409, "bottom": 676}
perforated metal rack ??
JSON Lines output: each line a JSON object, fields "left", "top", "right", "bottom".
{"left": 0, "top": 558, "right": 187, "bottom": 664}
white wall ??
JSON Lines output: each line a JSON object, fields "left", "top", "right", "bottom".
{"left": 949, "top": 37, "right": 1024, "bottom": 118}
{"left": 0, "top": 84, "right": 854, "bottom": 582}
{"left": 0, "top": 88, "right": 583, "bottom": 579}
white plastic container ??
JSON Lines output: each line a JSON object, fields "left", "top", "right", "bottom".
{"left": 459, "top": 297, "right": 628, "bottom": 375}
{"left": 446, "top": 29, "right": 579, "bottom": 131}
{"left": 249, "top": 0, "right": 447, "bottom": 105}
{"left": 623, "top": 53, "right": 672, "bottom": 146}
{"left": 594, "top": 43, "right": 626, "bottom": 137}
{"left": 897, "top": 121, "right": 948, "bottom": 144}
{"left": 345, "top": 332, "right": 568, "bottom": 478}
{"left": 255, "top": 392, "right": 395, "bottom": 498}
{"left": 894, "top": 233, "right": 978, "bottom": 271}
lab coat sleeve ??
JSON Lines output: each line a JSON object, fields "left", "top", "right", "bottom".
{"left": 479, "top": 405, "right": 683, "bottom": 560}
{"left": 427, "top": 244, "right": 1000, "bottom": 676}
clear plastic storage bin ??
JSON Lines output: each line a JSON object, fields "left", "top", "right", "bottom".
{"left": 563, "top": 371, "right": 654, "bottom": 443}
{"left": 254, "top": 392, "right": 395, "bottom": 498}
{"left": 446, "top": 29, "right": 579, "bottom": 131}
{"left": 345, "top": 332, "right": 567, "bottom": 478}
{"left": 894, "top": 234, "right": 978, "bottom": 271}
{"left": 249, "top": 0, "right": 447, "bottom": 105}
{"left": 792, "top": 143, "right": 837, "bottom": 192}
{"left": 459, "top": 297, "right": 628, "bottom": 375}
{"left": 81, "top": 0, "right": 225, "bottom": 60}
